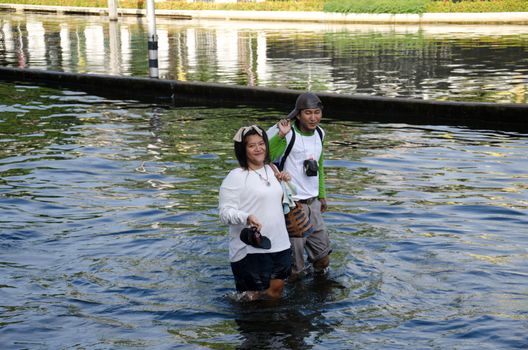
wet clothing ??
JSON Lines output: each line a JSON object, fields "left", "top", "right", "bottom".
{"left": 290, "top": 198, "right": 331, "bottom": 274}
{"left": 231, "top": 248, "right": 291, "bottom": 292}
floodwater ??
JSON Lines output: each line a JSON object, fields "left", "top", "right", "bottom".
{"left": 1, "top": 82, "right": 528, "bottom": 349}
{"left": 1, "top": 12, "right": 528, "bottom": 103}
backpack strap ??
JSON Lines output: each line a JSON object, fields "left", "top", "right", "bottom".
{"left": 315, "top": 126, "right": 323, "bottom": 143}
{"left": 278, "top": 128, "right": 295, "bottom": 171}
{"left": 278, "top": 126, "right": 323, "bottom": 171}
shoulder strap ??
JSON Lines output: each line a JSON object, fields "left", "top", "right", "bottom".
{"left": 269, "top": 162, "right": 280, "bottom": 175}
{"left": 278, "top": 128, "right": 295, "bottom": 171}
{"left": 316, "top": 126, "right": 323, "bottom": 143}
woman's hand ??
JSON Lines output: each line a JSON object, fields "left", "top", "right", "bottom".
{"left": 247, "top": 214, "right": 262, "bottom": 231}
{"left": 275, "top": 171, "right": 291, "bottom": 182}
{"left": 277, "top": 119, "right": 291, "bottom": 138}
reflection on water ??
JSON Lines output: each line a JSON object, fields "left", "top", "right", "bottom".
{"left": 1, "top": 82, "right": 528, "bottom": 349}
{"left": 1, "top": 13, "right": 528, "bottom": 103}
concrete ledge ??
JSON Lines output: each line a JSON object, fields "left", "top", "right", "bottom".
{"left": 1, "top": 4, "right": 528, "bottom": 24}
{"left": 175, "top": 10, "right": 528, "bottom": 24}
{"left": 1, "top": 67, "right": 527, "bottom": 132}
{"left": 0, "top": 4, "right": 192, "bottom": 19}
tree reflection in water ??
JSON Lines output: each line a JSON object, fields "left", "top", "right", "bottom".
{"left": 1, "top": 13, "right": 527, "bottom": 103}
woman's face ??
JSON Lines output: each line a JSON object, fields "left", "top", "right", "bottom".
{"left": 245, "top": 134, "right": 266, "bottom": 168}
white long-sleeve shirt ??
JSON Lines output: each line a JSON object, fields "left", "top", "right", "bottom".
{"left": 219, "top": 165, "right": 291, "bottom": 262}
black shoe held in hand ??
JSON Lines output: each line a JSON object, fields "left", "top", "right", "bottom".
{"left": 240, "top": 227, "right": 271, "bottom": 249}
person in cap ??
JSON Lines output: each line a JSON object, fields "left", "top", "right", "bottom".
{"left": 219, "top": 125, "right": 292, "bottom": 301}
{"left": 267, "top": 92, "right": 331, "bottom": 279}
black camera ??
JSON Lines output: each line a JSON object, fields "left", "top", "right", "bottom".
{"left": 304, "top": 159, "right": 318, "bottom": 176}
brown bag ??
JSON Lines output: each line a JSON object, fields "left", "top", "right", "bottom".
{"left": 268, "top": 163, "right": 314, "bottom": 237}
{"left": 285, "top": 201, "right": 314, "bottom": 237}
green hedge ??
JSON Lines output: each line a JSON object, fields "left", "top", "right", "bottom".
{"left": 324, "top": 0, "right": 429, "bottom": 14}
{"left": 325, "top": 0, "right": 528, "bottom": 14}
{"left": 427, "top": 0, "right": 528, "bottom": 13}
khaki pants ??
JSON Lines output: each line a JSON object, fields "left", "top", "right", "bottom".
{"left": 290, "top": 198, "right": 331, "bottom": 275}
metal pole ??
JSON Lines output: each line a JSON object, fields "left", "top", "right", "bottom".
{"left": 108, "top": 0, "right": 118, "bottom": 21}
{"left": 146, "top": 0, "right": 159, "bottom": 78}
{"left": 109, "top": 20, "right": 121, "bottom": 74}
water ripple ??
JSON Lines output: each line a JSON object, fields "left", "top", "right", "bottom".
{"left": 1, "top": 83, "right": 527, "bottom": 348}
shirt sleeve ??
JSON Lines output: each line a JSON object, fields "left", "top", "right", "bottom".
{"left": 318, "top": 151, "right": 326, "bottom": 199}
{"left": 269, "top": 133, "right": 287, "bottom": 162}
{"left": 219, "top": 171, "right": 250, "bottom": 225}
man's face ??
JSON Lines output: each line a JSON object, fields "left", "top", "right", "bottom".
{"left": 297, "top": 108, "right": 322, "bottom": 132}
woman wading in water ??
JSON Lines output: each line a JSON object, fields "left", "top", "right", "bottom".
{"left": 219, "top": 125, "right": 292, "bottom": 301}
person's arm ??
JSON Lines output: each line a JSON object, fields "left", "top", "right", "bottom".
{"left": 318, "top": 152, "right": 328, "bottom": 212}
{"left": 219, "top": 171, "right": 263, "bottom": 230}
{"left": 269, "top": 133, "right": 287, "bottom": 161}
{"left": 318, "top": 151, "right": 326, "bottom": 200}
{"left": 267, "top": 121, "right": 291, "bottom": 161}
{"left": 219, "top": 172, "right": 250, "bottom": 225}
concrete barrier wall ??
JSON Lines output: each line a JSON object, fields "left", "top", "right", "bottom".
{"left": 1, "top": 67, "right": 527, "bottom": 132}
{"left": 1, "top": 4, "right": 528, "bottom": 24}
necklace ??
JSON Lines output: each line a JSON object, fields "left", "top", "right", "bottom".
{"left": 251, "top": 166, "right": 270, "bottom": 186}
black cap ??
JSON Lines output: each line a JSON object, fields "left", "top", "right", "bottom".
{"left": 287, "top": 92, "right": 323, "bottom": 119}
{"left": 240, "top": 227, "right": 271, "bottom": 250}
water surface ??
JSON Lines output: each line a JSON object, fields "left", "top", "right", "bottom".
{"left": 1, "top": 82, "right": 527, "bottom": 349}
